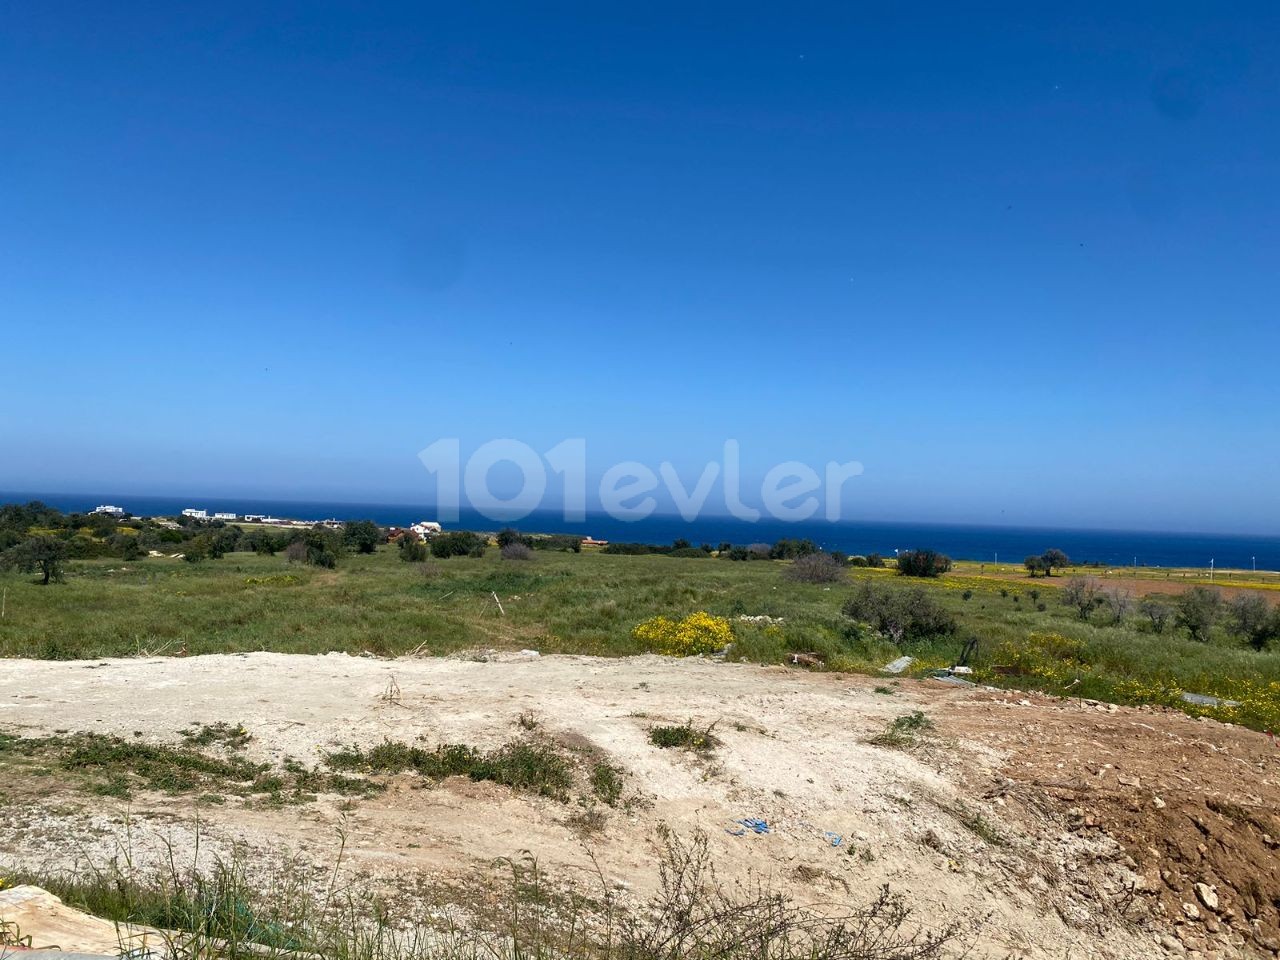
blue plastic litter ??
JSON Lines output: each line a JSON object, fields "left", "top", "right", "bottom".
{"left": 735, "top": 818, "right": 770, "bottom": 834}
{"left": 824, "top": 831, "right": 843, "bottom": 847}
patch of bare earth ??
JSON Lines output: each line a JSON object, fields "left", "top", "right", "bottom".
{"left": 0, "top": 652, "right": 1275, "bottom": 957}
{"left": 943, "top": 691, "right": 1280, "bottom": 958}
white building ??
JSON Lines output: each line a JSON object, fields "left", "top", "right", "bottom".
{"left": 243, "top": 514, "right": 266, "bottom": 522}
{"left": 410, "top": 520, "right": 442, "bottom": 539}
{"left": 181, "top": 508, "right": 208, "bottom": 519}
{"left": 213, "top": 512, "right": 237, "bottom": 521}
{"left": 93, "top": 505, "right": 125, "bottom": 516}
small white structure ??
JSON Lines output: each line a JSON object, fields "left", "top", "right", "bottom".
{"left": 243, "top": 514, "right": 266, "bottom": 522}
{"left": 410, "top": 520, "right": 442, "bottom": 539}
{"left": 213, "top": 512, "right": 237, "bottom": 521}
{"left": 181, "top": 508, "right": 208, "bottom": 519}
{"left": 93, "top": 505, "right": 125, "bottom": 516}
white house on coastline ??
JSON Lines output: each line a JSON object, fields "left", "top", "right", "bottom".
{"left": 92, "top": 505, "right": 125, "bottom": 516}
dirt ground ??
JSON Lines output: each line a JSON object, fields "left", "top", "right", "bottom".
{"left": 1, "top": 651, "right": 1278, "bottom": 959}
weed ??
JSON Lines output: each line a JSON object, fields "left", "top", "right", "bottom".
{"left": 589, "top": 760, "right": 625, "bottom": 806}
{"left": 868, "top": 712, "right": 935, "bottom": 750}
{"left": 326, "top": 738, "right": 575, "bottom": 800}
{"left": 649, "top": 720, "right": 720, "bottom": 752}
{"left": 180, "top": 721, "right": 251, "bottom": 750}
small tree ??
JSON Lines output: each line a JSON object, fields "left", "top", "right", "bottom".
{"left": 1175, "top": 586, "right": 1222, "bottom": 643}
{"left": 1227, "top": 593, "right": 1279, "bottom": 651}
{"left": 1060, "top": 577, "right": 1100, "bottom": 620}
{"left": 344, "top": 520, "right": 382, "bottom": 555}
{"left": 1100, "top": 589, "right": 1131, "bottom": 624}
{"left": 1139, "top": 597, "right": 1173, "bottom": 634}
{"left": 0, "top": 536, "right": 69, "bottom": 585}
{"left": 501, "top": 542, "right": 535, "bottom": 561}
{"left": 1024, "top": 555, "right": 1048, "bottom": 578}
{"left": 1040, "top": 549, "right": 1071, "bottom": 576}
{"left": 895, "top": 549, "right": 952, "bottom": 578}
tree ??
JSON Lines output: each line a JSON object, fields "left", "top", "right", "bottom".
{"left": 895, "top": 549, "right": 952, "bottom": 578}
{"left": 1227, "top": 593, "right": 1279, "bottom": 652}
{"left": 1040, "top": 549, "right": 1071, "bottom": 576}
{"left": 0, "top": 536, "right": 69, "bottom": 585}
{"left": 343, "top": 520, "right": 382, "bottom": 555}
{"left": 1175, "top": 586, "right": 1222, "bottom": 643}
{"left": 1024, "top": 555, "right": 1048, "bottom": 577}
{"left": 1138, "top": 597, "right": 1173, "bottom": 634}
{"left": 1060, "top": 577, "right": 1100, "bottom": 620}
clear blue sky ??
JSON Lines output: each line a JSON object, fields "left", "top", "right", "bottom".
{"left": 2, "top": 3, "right": 1277, "bottom": 532}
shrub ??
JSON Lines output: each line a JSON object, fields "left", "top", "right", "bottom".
{"left": 297, "top": 527, "right": 344, "bottom": 568}
{"left": 1176, "top": 586, "right": 1222, "bottom": 642}
{"left": 770, "top": 538, "right": 818, "bottom": 560}
{"left": 430, "top": 530, "right": 487, "bottom": 558}
{"left": 649, "top": 721, "right": 719, "bottom": 752}
{"left": 501, "top": 542, "right": 535, "bottom": 561}
{"left": 398, "top": 536, "right": 428, "bottom": 563}
{"left": 784, "top": 553, "right": 846, "bottom": 584}
{"left": 1060, "top": 577, "right": 1100, "bottom": 620}
{"left": 841, "top": 582, "right": 956, "bottom": 644}
{"left": 1139, "top": 597, "right": 1172, "bottom": 633}
{"left": 1227, "top": 593, "right": 1279, "bottom": 651}
{"left": 497, "top": 527, "right": 534, "bottom": 549}
{"left": 669, "top": 547, "right": 711, "bottom": 558}
{"left": 895, "top": 549, "right": 952, "bottom": 578}
{"left": 633, "top": 611, "right": 733, "bottom": 657}
{"left": 865, "top": 552, "right": 886, "bottom": 568}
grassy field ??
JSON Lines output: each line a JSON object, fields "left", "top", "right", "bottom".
{"left": 2, "top": 546, "right": 1278, "bottom": 731}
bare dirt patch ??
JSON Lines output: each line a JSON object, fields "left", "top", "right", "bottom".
{"left": 1, "top": 653, "right": 1275, "bottom": 957}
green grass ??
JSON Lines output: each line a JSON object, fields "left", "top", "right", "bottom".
{"left": 0, "top": 731, "right": 381, "bottom": 803}
{"left": 649, "top": 721, "right": 720, "bottom": 752}
{"left": 2, "top": 546, "right": 1279, "bottom": 729}
{"left": 324, "top": 737, "right": 576, "bottom": 800}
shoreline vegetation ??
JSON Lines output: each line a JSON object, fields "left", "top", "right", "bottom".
{"left": 1, "top": 500, "right": 1279, "bottom": 733}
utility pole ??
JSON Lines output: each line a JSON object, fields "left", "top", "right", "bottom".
{"left": 1210, "top": 558, "right": 1215, "bottom": 583}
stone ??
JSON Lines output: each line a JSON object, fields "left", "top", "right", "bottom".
{"left": 1195, "top": 883, "right": 1219, "bottom": 912}
{"left": 1183, "top": 902, "right": 1202, "bottom": 921}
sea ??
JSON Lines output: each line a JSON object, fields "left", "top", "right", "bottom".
{"left": 6, "top": 490, "right": 1279, "bottom": 572}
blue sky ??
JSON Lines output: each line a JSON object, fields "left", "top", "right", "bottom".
{"left": 1, "top": 3, "right": 1277, "bottom": 532}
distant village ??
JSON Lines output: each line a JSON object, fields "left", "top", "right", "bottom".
{"left": 91, "top": 504, "right": 445, "bottom": 540}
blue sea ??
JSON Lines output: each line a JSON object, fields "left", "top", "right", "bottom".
{"left": 6, "top": 490, "right": 1279, "bottom": 572}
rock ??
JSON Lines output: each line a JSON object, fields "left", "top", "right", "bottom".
{"left": 1183, "top": 902, "right": 1202, "bottom": 921}
{"left": 1118, "top": 775, "right": 1141, "bottom": 787}
{"left": 1154, "top": 796, "right": 1167, "bottom": 809}
{"left": 1195, "top": 883, "right": 1219, "bottom": 912}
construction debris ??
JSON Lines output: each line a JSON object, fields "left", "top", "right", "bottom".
{"left": 880, "top": 656, "right": 915, "bottom": 674}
